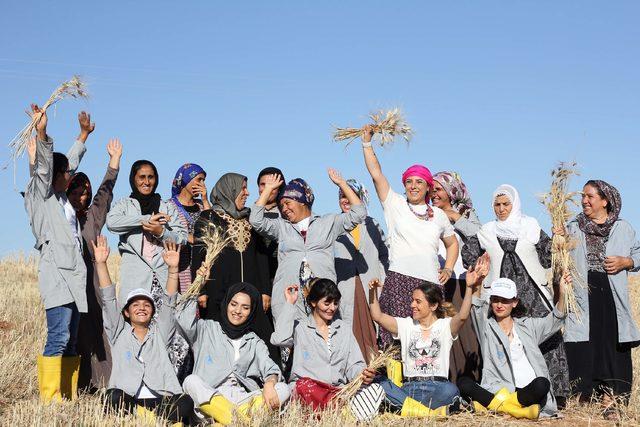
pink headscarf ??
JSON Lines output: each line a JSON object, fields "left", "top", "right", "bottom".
{"left": 402, "top": 165, "right": 434, "bottom": 215}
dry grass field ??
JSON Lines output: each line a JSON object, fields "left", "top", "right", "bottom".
{"left": 0, "top": 254, "right": 639, "bottom": 426}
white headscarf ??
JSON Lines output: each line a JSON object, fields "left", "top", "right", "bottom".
{"left": 484, "top": 184, "right": 541, "bottom": 244}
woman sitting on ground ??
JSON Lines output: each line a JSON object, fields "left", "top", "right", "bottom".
{"left": 457, "top": 258, "right": 569, "bottom": 420}
{"left": 93, "top": 236, "right": 193, "bottom": 425}
{"left": 367, "top": 256, "right": 487, "bottom": 418}
{"left": 270, "top": 279, "right": 385, "bottom": 422}
{"left": 177, "top": 266, "right": 289, "bottom": 425}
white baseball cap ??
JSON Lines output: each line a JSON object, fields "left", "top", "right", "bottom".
{"left": 489, "top": 278, "right": 518, "bottom": 299}
{"left": 123, "top": 288, "right": 155, "bottom": 312}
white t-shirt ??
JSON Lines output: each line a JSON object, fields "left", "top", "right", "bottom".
{"left": 393, "top": 317, "right": 457, "bottom": 378}
{"left": 510, "top": 328, "right": 536, "bottom": 388}
{"left": 382, "top": 189, "right": 455, "bottom": 283}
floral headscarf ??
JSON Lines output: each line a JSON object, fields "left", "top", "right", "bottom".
{"left": 171, "top": 163, "right": 206, "bottom": 198}
{"left": 280, "top": 178, "right": 315, "bottom": 207}
{"left": 433, "top": 171, "right": 474, "bottom": 217}
{"left": 338, "top": 179, "right": 370, "bottom": 205}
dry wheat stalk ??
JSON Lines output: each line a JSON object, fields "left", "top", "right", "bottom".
{"left": 179, "top": 221, "right": 232, "bottom": 303}
{"left": 333, "top": 108, "right": 413, "bottom": 147}
{"left": 332, "top": 346, "right": 400, "bottom": 404}
{"left": 8, "top": 76, "right": 89, "bottom": 161}
{"left": 540, "top": 162, "right": 583, "bottom": 317}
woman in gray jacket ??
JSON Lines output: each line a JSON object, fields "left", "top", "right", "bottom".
{"left": 562, "top": 180, "right": 640, "bottom": 415}
{"left": 106, "top": 160, "right": 186, "bottom": 303}
{"left": 249, "top": 169, "right": 366, "bottom": 324}
{"left": 178, "top": 278, "right": 289, "bottom": 425}
{"left": 93, "top": 237, "right": 193, "bottom": 424}
{"left": 457, "top": 264, "right": 569, "bottom": 420}
{"left": 271, "top": 279, "right": 385, "bottom": 422}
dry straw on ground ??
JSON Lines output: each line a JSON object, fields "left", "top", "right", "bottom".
{"left": 1, "top": 254, "right": 639, "bottom": 426}
{"left": 540, "top": 162, "right": 582, "bottom": 316}
{"left": 333, "top": 108, "right": 413, "bottom": 147}
{"left": 8, "top": 76, "right": 89, "bottom": 162}
{"left": 179, "top": 221, "right": 231, "bottom": 303}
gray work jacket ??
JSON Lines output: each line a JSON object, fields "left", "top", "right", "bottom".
{"left": 176, "top": 298, "right": 283, "bottom": 391}
{"left": 24, "top": 137, "right": 88, "bottom": 312}
{"left": 249, "top": 203, "right": 367, "bottom": 323}
{"left": 106, "top": 197, "right": 186, "bottom": 301}
{"left": 100, "top": 285, "right": 182, "bottom": 396}
{"left": 335, "top": 216, "right": 389, "bottom": 324}
{"left": 565, "top": 219, "right": 640, "bottom": 343}
{"left": 270, "top": 301, "right": 365, "bottom": 387}
{"left": 472, "top": 296, "right": 564, "bottom": 418}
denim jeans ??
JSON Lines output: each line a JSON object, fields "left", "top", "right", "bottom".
{"left": 44, "top": 302, "right": 80, "bottom": 356}
{"left": 376, "top": 377, "right": 459, "bottom": 409}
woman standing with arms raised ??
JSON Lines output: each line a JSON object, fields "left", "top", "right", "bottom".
{"left": 562, "top": 180, "right": 640, "bottom": 416}
{"left": 360, "top": 125, "right": 459, "bottom": 347}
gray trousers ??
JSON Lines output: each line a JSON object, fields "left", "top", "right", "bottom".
{"left": 183, "top": 374, "right": 291, "bottom": 406}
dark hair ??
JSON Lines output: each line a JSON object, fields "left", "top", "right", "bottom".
{"left": 306, "top": 278, "right": 341, "bottom": 308}
{"left": 488, "top": 298, "right": 528, "bottom": 319}
{"left": 257, "top": 167, "right": 285, "bottom": 186}
{"left": 414, "top": 282, "right": 456, "bottom": 318}
{"left": 584, "top": 180, "right": 611, "bottom": 213}
{"left": 53, "top": 152, "right": 69, "bottom": 179}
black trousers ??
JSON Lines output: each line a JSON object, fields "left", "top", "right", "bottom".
{"left": 457, "top": 376, "right": 550, "bottom": 408}
{"left": 105, "top": 388, "right": 194, "bottom": 424}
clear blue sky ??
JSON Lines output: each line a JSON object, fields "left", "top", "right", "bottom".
{"left": 1, "top": 1, "right": 638, "bottom": 256}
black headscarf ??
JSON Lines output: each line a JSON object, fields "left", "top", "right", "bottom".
{"left": 219, "top": 282, "right": 261, "bottom": 339}
{"left": 129, "top": 160, "right": 161, "bottom": 215}
{"left": 210, "top": 173, "right": 250, "bottom": 219}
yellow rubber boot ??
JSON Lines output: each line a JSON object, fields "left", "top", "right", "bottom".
{"left": 136, "top": 405, "right": 157, "bottom": 423}
{"left": 237, "top": 394, "right": 265, "bottom": 420}
{"left": 386, "top": 359, "right": 403, "bottom": 387}
{"left": 487, "top": 388, "right": 539, "bottom": 419}
{"left": 61, "top": 356, "right": 80, "bottom": 400}
{"left": 37, "top": 355, "right": 63, "bottom": 403}
{"left": 472, "top": 401, "right": 488, "bottom": 413}
{"left": 400, "top": 397, "right": 448, "bottom": 418}
{"left": 200, "top": 395, "right": 234, "bottom": 425}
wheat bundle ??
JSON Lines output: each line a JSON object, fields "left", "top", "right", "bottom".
{"left": 540, "top": 162, "right": 582, "bottom": 316}
{"left": 179, "top": 221, "right": 232, "bottom": 303}
{"left": 8, "top": 76, "right": 89, "bottom": 161}
{"left": 332, "top": 346, "right": 400, "bottom": 404}
{"left": 333, "top": 108, "right": 413, "bottom": 147}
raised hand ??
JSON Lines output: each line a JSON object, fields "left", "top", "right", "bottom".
{"left": 327, "top": 168, "right": 346, "bottom": 186}
{"left": 31, "top": 104, "right": 48, "bottom": 140}
{"left": 361, "top": 124, "right": 374, "bottom": 144}
{"left": 77, "top": 111, "right": 95, "bottom": 143}
{"left": 368, "top": 278, "right": 382, "bottom": 290}
{"left": 107, "top": 138, "right": 123, "bottom": 170}
{"left": 284, "top": 284, "right": 299, "bottom": 305}
{"left": 162, "top": 240, "right": 181, "bottom": 269}
{"left": 466, "top": 253, "right": 490, "bottom": 289}
{"left": 91, "top": 235, "right": 110, "bottom": 264}
{"left": 263, "top": 174, "right": 283, "bottom": 192}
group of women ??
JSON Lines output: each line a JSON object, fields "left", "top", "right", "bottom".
{"left": 25, "top": 107, "right": 640, "bottom": 424}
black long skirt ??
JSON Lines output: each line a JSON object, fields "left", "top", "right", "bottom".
{"left": 565, "top": 271, "right": 633, "bottom": 400}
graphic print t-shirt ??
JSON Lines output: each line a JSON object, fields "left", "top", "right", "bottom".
{"left": 393, "top": 317, "right": 456, "bottom": 378}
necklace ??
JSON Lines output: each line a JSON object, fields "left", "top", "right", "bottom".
{"left": 407, "top": 201, "right": 430, "bottom": 221}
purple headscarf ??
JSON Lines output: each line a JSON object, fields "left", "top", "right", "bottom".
{"left": 280, "top": 178, "right": 315, "bottom": 207}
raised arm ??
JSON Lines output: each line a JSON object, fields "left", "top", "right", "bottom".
{"left": 328, "top": 168, "right": 367, "bottom": 237}
{"left": 361, "top": 125, "right": 391, "bottom": 203}
{"left": 93, "top": 236, "right": 125, "bottom": 344}
{"left": 86, "top": 138, "right": 121, "bottom": 232}
{"left": 450, "top": 254, "right": 489, "bottom": 336}
{"left": 270, "top": 285, "right": 301, "bottom": 347}
{"left": 25, "top": 105, "right": 53, "bottom": 202}
{"left": 156, "top": 241, "right": 180, "bottom": 342}
{"left": 250, "top": 174, "right": 283, "bottom": 239}
{"left": 66, "top": 111, "right": 94, "bottom": 173}
{"left": 368, "top": 279, "right": 398, "bottom": 335}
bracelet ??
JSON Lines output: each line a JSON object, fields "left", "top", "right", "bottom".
{"left": 361, "top": 141, "right": 372, "bottom": 148}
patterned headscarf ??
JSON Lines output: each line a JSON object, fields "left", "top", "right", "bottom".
{"left": 338, "top": 179, "right": 370, "bottom": 205}
{"left": 171, "top": 163, "right": 206, "bottom": 198}
{"left": 576, "top": 180, "right": 622, "bottom": 268}
{"left": 433, "top": 171, "right": 474, "bottom": 217}
{"left": 280, "top": 178, "right": 315, "bottom": 207}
